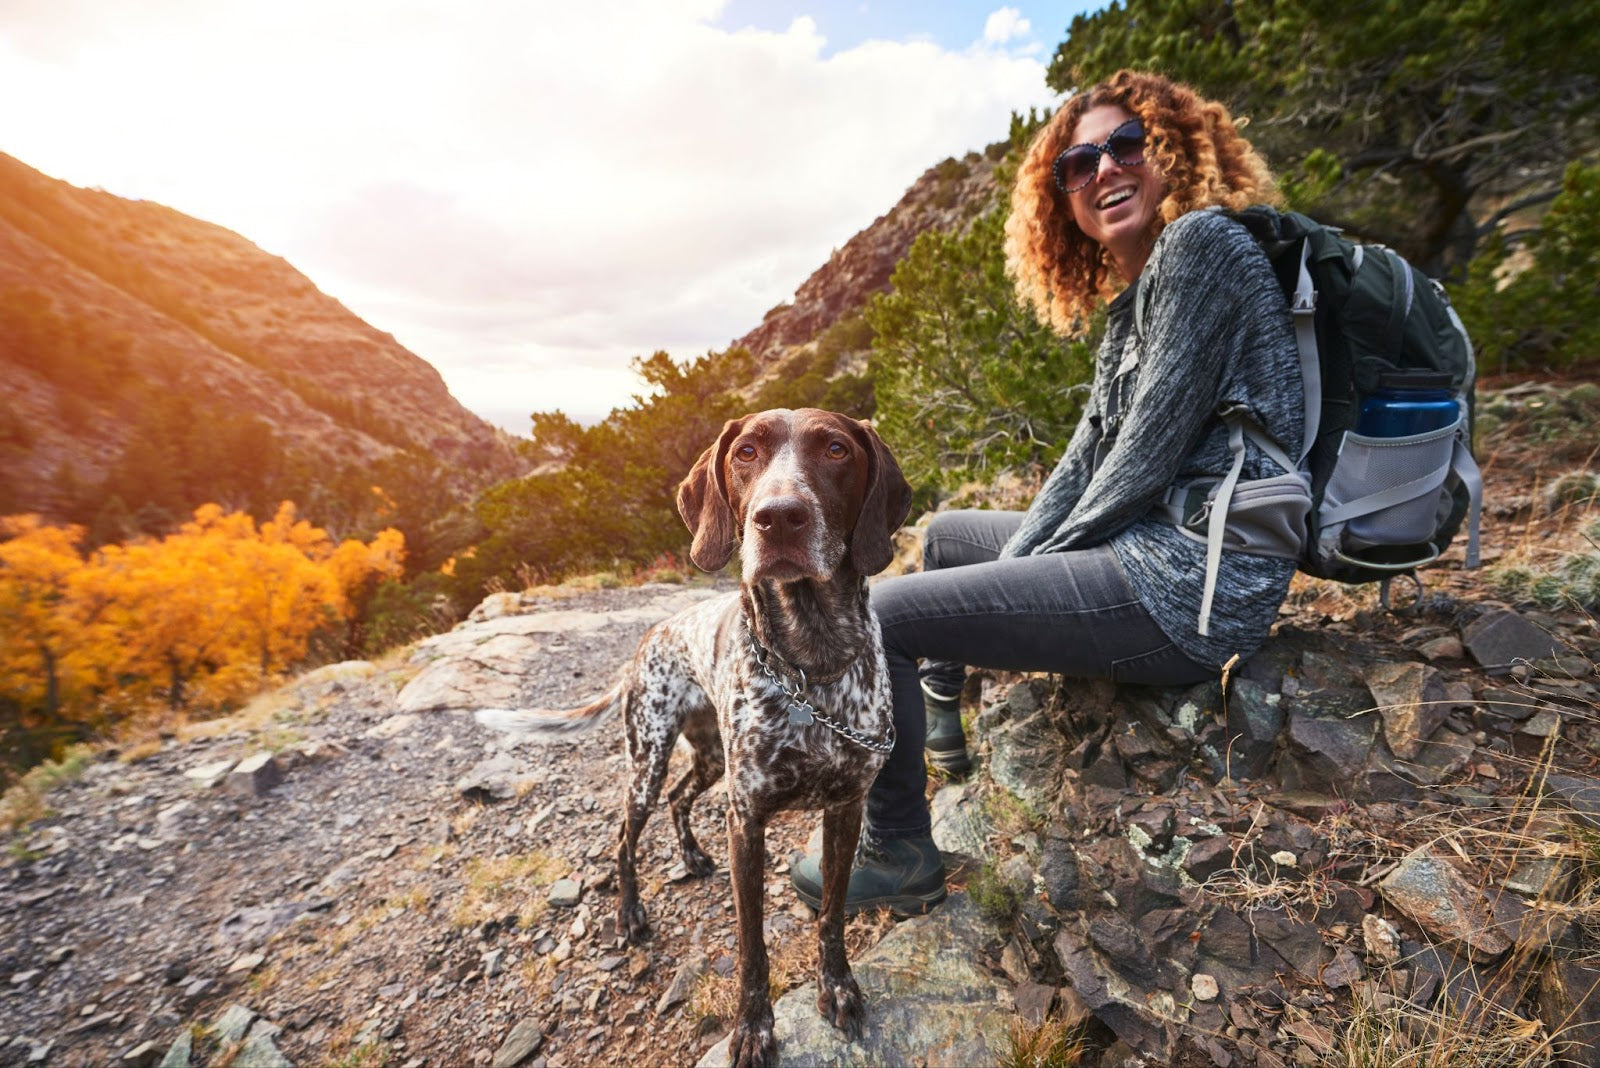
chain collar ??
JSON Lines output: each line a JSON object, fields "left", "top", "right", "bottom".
{"left": 747, "top": 634, "right": 896, "bottom": 755}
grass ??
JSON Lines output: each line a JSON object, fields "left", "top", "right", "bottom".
{"left": 0, "top": 743, "right": 92, "bottom": 834}
{"left": 997, "top": 1015, "right": 1091, "bottom": 1068}
{"left": 968, "top": 861, "right": 1025, "bottom": 925}
{"left": 449, "top": 850, "right": 567, "bottom": 930}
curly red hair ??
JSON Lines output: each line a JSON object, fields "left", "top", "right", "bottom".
{"left": 1005, "top": 70, "right": 1281, "bottom": 336}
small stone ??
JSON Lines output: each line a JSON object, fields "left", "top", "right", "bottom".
{"left": 121, "top": 1041, "right": 160, "bottom": 1068}
{"left": 227, "top": 953, "right": 266, "bottom": 976}
{"left": 483, "top": 949, "right": 505, "bottom": 978}
{"left": 184, "top": 760, "right": 236, "bottom": 789}
{"left": 233, "top": 1034, "right": 291, "bottom": 1068}
{"left": 158, "top": 1029, "right": 193, "bottom": 1068}
{"left": 1012, "top": 981, "right": 1055, "bottom": 1026}
{"left": 226, "top": 753, "right": 282, "bottom": 798}
{"left": 548, "top": 879, "right": 582, "bottom": 908}
{"left": 1191, "top": 973, "right": 1220, "bottom": 1001}
{"left": 657, "top": 954, "right": 708, "bottom": 1016}
{"left": 1362, "top": 915, "right": 1401, "bottom": 966}
{"left": 1378, "top": 847, "right": 1512, "bottom": 960}
{"left": 212, "top": 1004, "right": 257, "bottom": 1044}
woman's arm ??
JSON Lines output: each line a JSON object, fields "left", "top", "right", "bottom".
{"left": 1030, "top": 212, "right": 1280, "bottom": 553}
{"left": 999, "top": 403, "right": 1101, "bottom": 559}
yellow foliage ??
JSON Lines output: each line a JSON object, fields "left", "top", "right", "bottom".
{"left": 0, "top": 503, "right": 406, "bottom": 737}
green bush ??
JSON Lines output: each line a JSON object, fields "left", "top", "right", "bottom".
{"left": 867, "top": 205, "right": 1095, "bottom": 504}
{"left": 1453, "top": 162, "right": 1600, "bottom": 373}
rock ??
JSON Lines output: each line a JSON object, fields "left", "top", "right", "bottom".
{"left": 1224, "top": 678, "right": 1284, "bottom": 779}
{"left": 1321, "top": 946, "right": 1364, "bottom": 989}
{"left": 121, "top": 1041, "right": 160, "bottom": 1068}
{"left": 1462, "top": 608, "right": 1574, "bottom": 675}
{"left": 234, "top": 1033, "right": 292, "bottom": 1067}
{"left": 227, "top": 953, "right": 266, "bottom": 976}
{"left": 226, "top": 753, "right": 282, "bottom": 798}
{"left": 212, "top": 1004, "right": 257, "bottom": 1044}
{"left": 1191, "top": 973, "right": 1219, "bottom": 1001}
{"left": 547, "top": 879, "right": 582, "bottom": 908}
{"left": 455, "top": 753, "right": 531, "bottom": 803}
{"left": 657, "top": 954, "right": 708, "bottom": 1017}
{"left": 929, "top": 782, "right": 989, "bottom": 857}
{"left": 491, "top": 1019, "right": 545, "bottom": 1068}
{"left": 1363, "top": 661, "right": 1453, "bottom": 760}
{"left": 157, "top": 1029, "right": 193, "bottom": 1068}
{"left": 397, "top": 633, "right": 545, "bottom": 713}
{"left": 184, "top": 760, "right": 237, "bottom": 789}
{"left": 1037, "top": 829, "right": 1081, "bottom": 912}
{"left": 1541, "top": 774, "right": 1600, "bottom": 831}
{"left": 1012, "top": 981, "right": 1055, "bottom": 1026}
{"left": 1377, "top": 848, "right": 1511, "bottom": 961}
{"left": 985, "top": 683, "right": 1069, "bottom": 811}
{"left": 1538, "top": 955, "right": 1600, "bottom": 1068}
{"left": 697, "top": 894, "right": 1011, "bottom": 1068}
{"left": 1280, "top": 690, "right": 1378, "bottom": 792}
{"left": 364, "top": 713, "right": 420, "bottom": 740}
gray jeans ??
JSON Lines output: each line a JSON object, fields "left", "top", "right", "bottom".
{"left": 867, "top": 509, "right": 1211, "bottom": 838}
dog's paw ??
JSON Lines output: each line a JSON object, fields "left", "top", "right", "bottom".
{"left": 817, "top": 971, "right": 865, "bottom": 1039}
{"left": 618, "top": 901, "right": 651, "bottom": 945}
{"left": 728, "top": 1017, "right": 777, "bottom": 1068}
{"left": 682, "top": 846, "right": 717, "bottom": 879}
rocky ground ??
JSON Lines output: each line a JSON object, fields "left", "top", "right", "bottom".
{"left": 3, "top": 379, "right": 1600, "bottom": 1067}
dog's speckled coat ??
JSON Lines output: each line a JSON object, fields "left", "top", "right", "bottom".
{"left": 476, "top": 409, "right": 912, "bottom": 1068}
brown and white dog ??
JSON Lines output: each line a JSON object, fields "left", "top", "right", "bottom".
{"left": 476, "top": 408, "right": 912, "bottom": 1067}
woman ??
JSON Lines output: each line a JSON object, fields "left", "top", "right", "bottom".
{"left": 791, "top": 70, "right": 1305, "bottom": 914}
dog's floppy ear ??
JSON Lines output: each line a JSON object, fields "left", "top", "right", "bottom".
{"left": 848, "top": 419, "right": 913, "bottom": 576}
{"left": 677, "top": 416, "right": 746, "bottom": 572}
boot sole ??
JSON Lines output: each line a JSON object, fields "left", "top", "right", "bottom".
{"left": 925, "top": 747, "right": 971, "bottom": 775}
{"left": 792, "top": 882, "right": 949, "bottom": 918}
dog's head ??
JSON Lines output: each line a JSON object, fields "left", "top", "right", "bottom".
{"left": 676, "top": 409, "right": 912, "bottom": 583}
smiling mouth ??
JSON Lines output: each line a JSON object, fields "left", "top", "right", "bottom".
{"left": 1096, "top": 187, "right": 1135, "bottom": 210}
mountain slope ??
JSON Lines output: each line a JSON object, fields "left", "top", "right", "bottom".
{"left": 0, "top": 152, "right": 520, "bottom": 529}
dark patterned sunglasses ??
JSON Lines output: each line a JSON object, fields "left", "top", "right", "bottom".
{"left": 1053, "top": 119, "right": 1146, "bottom": 194}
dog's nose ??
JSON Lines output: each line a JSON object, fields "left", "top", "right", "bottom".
{"left": 751, "top": 496, "right": 811, "bottom": 535}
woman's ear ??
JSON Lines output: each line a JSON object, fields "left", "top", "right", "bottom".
{"left": 676, "top": 417, "right": 746, "bottom": 572}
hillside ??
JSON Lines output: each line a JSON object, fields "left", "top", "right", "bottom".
{"left": 731, "top": 146, "right": 1004, "bottom": 374}
{"left": 0, "top": 152, "right": 521, "bottom": 532}
{"left": 3, "top": 377, "right": 1598, "bottom": 1067}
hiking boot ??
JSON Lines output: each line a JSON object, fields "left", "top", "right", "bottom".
{"left": 921, "top": 680, "right": 971, "bottom": 776}
{"left": 790, "top": 828, "right": 947, "bottom": 917}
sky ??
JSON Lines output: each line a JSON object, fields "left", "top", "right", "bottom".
{"left": 1, "top": 1, "right": 1098, "bottom": 433}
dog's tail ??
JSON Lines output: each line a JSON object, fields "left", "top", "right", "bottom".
{"left": 474, "top": 685, "right": 622, "bottom": 741}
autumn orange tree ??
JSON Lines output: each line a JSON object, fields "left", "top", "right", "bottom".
{"left": 0, "top": 503, "right": 404, "bottom": 762}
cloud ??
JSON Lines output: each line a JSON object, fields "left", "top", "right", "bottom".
{"left": 983, "top": 7, "right": 1032, "bottom": 45}
{"left": 0, "top": 0, "right": 1059, "bottom": 427}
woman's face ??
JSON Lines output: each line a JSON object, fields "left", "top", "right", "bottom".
{"left": 1064, "top": 103, "right": 1164, "bottom": 278}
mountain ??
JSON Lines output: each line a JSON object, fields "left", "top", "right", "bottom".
{"left": 0, "top": 152, "right": 521, "bottom": 536}
{"left": 732, "top": 145, "right": 1005, "bottom": 375}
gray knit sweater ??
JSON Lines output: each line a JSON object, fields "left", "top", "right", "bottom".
{"left": 1000, "top": 210, "right": 1304, "bottom": 668}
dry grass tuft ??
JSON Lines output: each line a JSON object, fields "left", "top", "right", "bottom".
{"left": 997, "top": 1014, "right": 1092, "bottom": 1068}
{"left": 449, "top": 850, "right": 567, "bottom": 930}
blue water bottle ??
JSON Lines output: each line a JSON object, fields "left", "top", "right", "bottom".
{"left": 1357, "top": 371, "right": 1460, "bottom": 437}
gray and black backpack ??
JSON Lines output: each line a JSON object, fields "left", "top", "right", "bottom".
{"left": 1137, "top": 206, "right": 1483, "bottom": 635}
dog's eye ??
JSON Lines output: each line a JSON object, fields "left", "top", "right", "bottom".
{"left": 734, "top": 443, "right": 758, "bottom": 462}
{"left": 826, "top": 441, "right": 849, "bottom": 459}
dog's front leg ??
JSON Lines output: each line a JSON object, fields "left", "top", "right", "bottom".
{"left": 726, "top": 807, "right": 776, "bottom": 1068}
{"left": 816, "top": 800, "right": 866, "bottom": 1037}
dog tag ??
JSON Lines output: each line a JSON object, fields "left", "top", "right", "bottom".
{"left": 787, "top": 702, "right": 814, "bottom": 727}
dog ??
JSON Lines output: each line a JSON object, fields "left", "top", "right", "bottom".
{"left": 476, "top": 408, "right": 912, "bottom": 1067}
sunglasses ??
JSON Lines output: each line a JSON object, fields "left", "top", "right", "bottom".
{"left": 1053, "top": 119, "right": 1146, "bottom": 194}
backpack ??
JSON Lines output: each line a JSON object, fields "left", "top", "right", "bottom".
{"left": 1136, "top": 206, "right": 1483, "bottom": 635}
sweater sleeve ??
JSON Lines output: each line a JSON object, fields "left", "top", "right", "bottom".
{"left": 1029, "top": 212, "right": 1277, "bottom": 554}
{"left": 998, "top": 403, "right": 1100, "bottom": 559}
